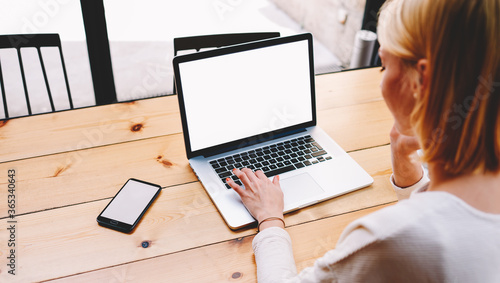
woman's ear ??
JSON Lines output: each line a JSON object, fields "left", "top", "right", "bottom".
{"left": 417, "top": 59, "right": 429, "bottom": 91}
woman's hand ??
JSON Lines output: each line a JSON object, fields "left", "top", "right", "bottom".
{"left": 390, "top": 125, "right": 424, "bottom": 187}
{"left": 226, "top": 168, "right": 285, "bottom": 230}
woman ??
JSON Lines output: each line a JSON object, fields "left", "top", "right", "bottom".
{"left": 226, "top": 0, "right": 500, "bottom": 281}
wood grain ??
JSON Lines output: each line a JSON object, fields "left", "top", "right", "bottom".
{"left": 0, "top": 99, "right": 392, "bottom": 217}
{"left": 0, "top": 96, "right": 182, "bottom": 163}
{"left": 0, "top": 68, "right": 384, "bottom": 163}
{"left": 0, "top": 145, "right": 395, "bottom": 282}
{"left": 315, "top": 68, "right": 384, "bottom": 110}
{"left": 50, "top": 204, "right": 394, "bottom": 283}
{"left": 0, "top": 68, "right": 394, "bottom": 282}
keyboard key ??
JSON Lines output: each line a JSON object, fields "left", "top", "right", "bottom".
{"left": 210, "top": 160, "right": 218, "bottom": 165}
{"left": 219, "top": 161, "right": 228, "bottom": 167}
{"left": 294, "top": 162, "right": 305, "bottom": 168}
{"left": 312, "top": 150, "right": 327, "bottom": 157}
{"left": 304, "top": 160, "right": 312, "bottom": 166}
{"left": 215, "top": 168, "right": 226, "bottom": 173}
{"left": 326, "top": 156, "right": 332, "bottom": 160}
{"left": 284, "top": 160, "right": 292, "bottom": 165}
{"left": 269, "top": 164, "right": 277, "bottom": 170}
{"left": 227, "top": 159, "right": 236, "bottom": 164}
{"left": 318, "top": 157, "right": 326, "bottom": 162}
{"left": 217, "top": 158, "right": 225, "bottom": 163}
{"left": 262, "top": 161, "right": 270, "bottom": 166}
{"left": 276, "top": 157, "right": 284, "bottom": 162}
{"left": 249, "top": 153, "right": 257, "bottom": 158}
{"left": 261, "top": 166, "right": 270, "bottom": 172}
{"left": 312, "top": 142, "right": 323, "bottom": 150}
{"left": 219, "top": 172, "right": 231, "bottom": 178}
{"left": 264, "top": 165, "right": 295, "bottom": 177}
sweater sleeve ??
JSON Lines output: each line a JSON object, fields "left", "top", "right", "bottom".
{"left": 252, "top": 223, "right": 382, "bottom": 282}
{"left": 390, "top": 165, "right": 430, "bottom": 200}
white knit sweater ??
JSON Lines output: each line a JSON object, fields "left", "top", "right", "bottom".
{"left": 252, "top": 174, "right": 500, "bottom": 282}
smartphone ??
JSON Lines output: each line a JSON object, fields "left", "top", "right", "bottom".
{"left": 97, "top": 178, "right": 162, "bottom": 233}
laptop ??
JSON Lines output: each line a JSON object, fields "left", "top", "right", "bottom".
{"left": 173, "top": 33, "right": 373, "bottom": 229}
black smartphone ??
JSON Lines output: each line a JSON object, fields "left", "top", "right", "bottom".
{"left": 97, "top": 178, "right": 162, "bottom": 233}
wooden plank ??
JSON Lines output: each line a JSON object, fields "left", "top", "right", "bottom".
{"left": 0, "top": 68, "right": 383, "bottom": 163}
{"left": 50, "top": 204, "right": 394, "bottom": 283}
{"left": 0, "top": 145, "right": 395, "bottom": 282}
{"left": 0, "top": 133, "right": 195, "bottom": 218}
{"left": 318, "top": 100, "right": 392, "bottom": 152}
{"left": 315, "top": 68, "right": 384, "bottom": 111}
{"left": 0, "top": 95, "right": 183, "bottom": 163}
{"left": 0, "top": 99, "right": 392, "bottom": 217}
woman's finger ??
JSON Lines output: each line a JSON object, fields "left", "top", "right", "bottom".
{"left": 241, "top": 167, "right": 260, "bottom": 184}
{"left": 226, "top": 177, "right": 247, "bottom": 197}
{"left": 233, "top": 168, "right": 255, "bottom": 192}
{"left": 254, "top": 169, "right": 268, "bottom": 180}
{"left": 272, "top": 175, "right": 280, "bottom": 187}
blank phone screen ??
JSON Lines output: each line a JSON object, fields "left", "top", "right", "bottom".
{"left": 100, "top": 180, "right": 159, "bottom": 225}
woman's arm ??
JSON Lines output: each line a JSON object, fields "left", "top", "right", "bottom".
{"left": 389, "top": 125, "right": 429, "bottom": 199}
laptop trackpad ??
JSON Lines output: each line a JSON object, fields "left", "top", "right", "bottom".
{"left": 280, "top": 173, "right": 325, "bottom": 206}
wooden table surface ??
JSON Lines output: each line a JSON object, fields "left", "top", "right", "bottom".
{"left": 0, "top": 67, "right": 396, "bottom": 282}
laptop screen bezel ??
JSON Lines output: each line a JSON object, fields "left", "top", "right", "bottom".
{"left": 173, "top": 33, "right": 317, "bottom": 159}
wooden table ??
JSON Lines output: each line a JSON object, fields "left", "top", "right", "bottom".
{"left": 0, "top": 67, "right": 396, "bottom": 282}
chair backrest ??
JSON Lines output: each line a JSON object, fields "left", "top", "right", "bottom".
{"left": 172, "top": 32, "right": 280, "bottom": 94}
{"left": 0, "top": 33, "right": 73, "bottom": 119}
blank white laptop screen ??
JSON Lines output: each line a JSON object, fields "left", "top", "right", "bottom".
{"left": 178, "top": 40, "right": 313, "bottom": 152}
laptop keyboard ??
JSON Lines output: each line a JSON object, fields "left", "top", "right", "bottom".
{"left": 209, "top": 135, "right": 332, "bottom": 189}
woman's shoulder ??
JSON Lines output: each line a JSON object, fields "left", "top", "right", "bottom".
{"left": 341, "top": 190, "right": 500, "bottom": 244}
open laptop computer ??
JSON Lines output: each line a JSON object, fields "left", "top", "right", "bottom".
{"left": 173, "top": 33, "right": 373, "bottom": 229}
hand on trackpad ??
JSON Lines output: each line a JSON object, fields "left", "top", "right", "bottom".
{"left": 280, "top": 173, "right": 325, "bottom": 206}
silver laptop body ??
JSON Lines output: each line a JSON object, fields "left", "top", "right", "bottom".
{"left": 173, "top": 33, "right": 373, "bottom": 229}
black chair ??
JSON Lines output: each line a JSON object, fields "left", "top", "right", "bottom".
{"left": 172, "top": 32, "right": 280, "bottom": 94}
{"left": 0, "top": 33, "right": 73, "bottom": 119}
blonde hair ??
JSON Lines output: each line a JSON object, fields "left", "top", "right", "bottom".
{"left": 378, "top": 0, "right": 500, "bottom": 175}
